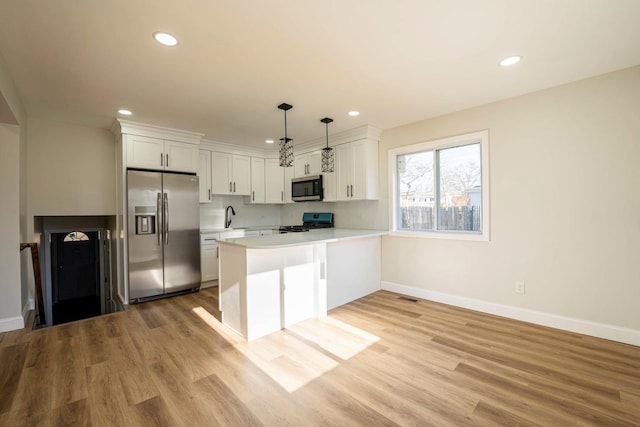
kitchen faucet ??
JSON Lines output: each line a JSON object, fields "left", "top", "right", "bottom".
{"left": 225, "top": 205, "right": 236, "bottom": 228}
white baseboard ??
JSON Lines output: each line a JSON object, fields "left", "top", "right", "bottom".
{"left": 22, "top": 297, "right": 35, "bottom": 320}
{"left": 0, "top": 315, "right": 25, "bottom": 333}
{"left": 381, "top": 281, "right": 640, "bottom": 347}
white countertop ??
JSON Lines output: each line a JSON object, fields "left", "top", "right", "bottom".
{"left": 217, "top": 228, "right": 387, "bottom": 249}
{"left": 200, "top": 225, "right": 279, "bottom": 234}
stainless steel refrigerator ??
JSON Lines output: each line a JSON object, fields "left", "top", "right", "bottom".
{"left": 127, "top": 170, "right": 201, "bottom": 302}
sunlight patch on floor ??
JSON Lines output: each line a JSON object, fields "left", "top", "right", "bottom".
{"left": 286, "top": 317, "right": 380, "bottom": 360}
{"left": 191, "top": 305, "right": 380, "bottom": 393}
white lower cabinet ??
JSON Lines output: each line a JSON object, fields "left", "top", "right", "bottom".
{"left": 200, "top": 230, "right": 246, "bottom": 286}
{"left": 201, "top": 243, "right": 219, "bottom": 284}
{"left": 200, "top": 234, "right": 219, "bottom": 284}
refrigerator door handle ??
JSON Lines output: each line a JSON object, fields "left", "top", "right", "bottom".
{"left": 157, "top": 192, "right": 162, "bottom": 246}
{"left": 164, "top": 193, "right": 169, "bottom": 245}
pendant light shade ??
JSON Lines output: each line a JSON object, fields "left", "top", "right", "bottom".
{"left": 278, "top": 103, "right": 294, "bottom": 167}
{"left": 321, "top": 117, "right": 334, "bottom": 173}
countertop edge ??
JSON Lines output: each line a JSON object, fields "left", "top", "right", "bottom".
{"left": 217, "top": 229, "right": 388, "bottom": 249}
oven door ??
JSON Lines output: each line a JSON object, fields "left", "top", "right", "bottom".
{"left": 291, "top": 175, "right": 323, "bottom": 202}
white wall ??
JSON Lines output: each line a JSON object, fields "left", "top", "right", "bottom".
{"left": 27, "top": 118, "right": 115, "bottom": 216}
{"left": 0, "top": 124, "right": 23, "bottom": 331}
{"left": 379, "top": 66, "right": 640, "bottom": 342}
{"left": 0, "top": 52, "right": 28, "bottom": 331}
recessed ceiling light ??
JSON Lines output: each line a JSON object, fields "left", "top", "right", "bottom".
{"left": 348, "top": 111, "right": 360, "bottom": 117}
{"left": 265, "top": 139, "right": 274, "bottom": 144}
{"left": 500, "top": 56, "right": 521, "bottom": 67}
{"left": 153, "top": 32, "right": 178, "bottom": 47}
{"left": 117, "top": 109, "right": 133, "bottom": 116}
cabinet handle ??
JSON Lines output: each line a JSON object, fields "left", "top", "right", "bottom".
{"left": 229, "top": 182, "right": 232, "bottom": 192}
{"left": 208, "top": 189, "right": 211, "bottom": 200}
{"left": 216, "top": 247, "right": 219, "bottom": 258}
{"left": 233, "top": 182, "right": 236, "bottom": 192}
{"left": 281, "top": 191, "right": 283, "bottom": 201}
{"left": 160, "top": 153, "right": 164, "bottom": 166}
{"left": 252, "top": 191, "right": 255, "bottom": 201}
{"left": 346, "top": 185, "right": 350, "bottom": 197}
{"left": 350, "top": 185, "right": 353, "bottom": 198}
{"left": 166, "top": 154, "right": 169, "bottom": 167}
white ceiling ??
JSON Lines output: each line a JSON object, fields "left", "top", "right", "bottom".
{"left": 1, "top": 0, "right": 639, "bottom": 148}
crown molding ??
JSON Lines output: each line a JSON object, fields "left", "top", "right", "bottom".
{"left": 288, "top": 124, "right": 383, "bottom": 153}
{"left": 200, "top": 138, "right": 266, "bottom": 157}
{"left": 112, "top": 119, "right": 204, "bottom": 145}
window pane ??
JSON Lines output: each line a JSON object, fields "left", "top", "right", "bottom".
{"left": 437, "top": 143, "right": 481, "bottom": 231}
{"left": 397, "top": 151, "right": 434, "bottom": 230}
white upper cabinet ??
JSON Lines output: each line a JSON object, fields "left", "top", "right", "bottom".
{"left": 211, "top": 152, "right": 251, "bottom": 195}
{"left": 322, "top": 170, "right": 337, "bottom": 202}
{"left": 283, "top": 165, "right": 295, "bottom": 204}
{"left": 294, "top": 150, "right": 321, "bottom": 177}
{"left": 265, "top": 158, "right": 285, "bottom": 204}
{"left": 126, "top": 135, "right": 198, "bottom": 173}
{"left": 198, "top": 150, "right": 212, "bottom": 203}
{"left": 335, "top": 139, "right": 378, "bottom": 201}
{"left": 250, "top": 157, "right": 266, "bottom": 203}
{"left": 164, "top": 141, "right": 199, "bottom": 172}
{"left": 233, "top": 155, "right": 251, "bottom": 195}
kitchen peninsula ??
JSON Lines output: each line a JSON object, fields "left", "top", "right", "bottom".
{"left": 217, "top": 229, "right": 386, "bottom": 340}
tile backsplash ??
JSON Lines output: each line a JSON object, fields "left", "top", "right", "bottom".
{"left": 200, "top": 195, "right": 281, "bottom": 229}
{"left": 201, "top": 196, "right": 387, "bottom": 230}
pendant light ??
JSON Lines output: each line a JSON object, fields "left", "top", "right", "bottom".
{"left": 278, "top": 103, "right": 294, "bottom": 167}
{"left": 321, "top": 117, "right": 334, "bottom": 173}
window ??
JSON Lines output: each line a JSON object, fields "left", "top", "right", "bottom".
{"left": 389, "top": 130, "right": 489, "bottom": 241}
{"left": 63, "top": 231, "right": 90, "bottom": 242}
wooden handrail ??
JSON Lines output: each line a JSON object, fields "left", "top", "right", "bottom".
{"left": 20, "top": 243, "right": 45, "bottom": 327}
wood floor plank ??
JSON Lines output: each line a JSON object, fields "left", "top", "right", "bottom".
{"left": 0, "top": 343, "right": 28, "bottom": 414}
{"left": 1, "top": 287, "right": 638, "bottom": 426}
{"left": 51, "top": 398, "right": 92, "bottom": 427}
{"left": 51, "top": 336, "right": 89, "bottom": 409}
{"left": 130, "top": 395, "right": 178, "bottom": 427}
{"left": 85, "top": 360, "right": 132, "bottom": 427}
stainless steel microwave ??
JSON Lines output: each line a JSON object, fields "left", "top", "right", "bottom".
{"left": 291, "top": 175, "right": 323, "bottom": 202}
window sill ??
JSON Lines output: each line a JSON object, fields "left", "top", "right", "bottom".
{"left": 389, "top": 229, "right": 490, "bottom": 242}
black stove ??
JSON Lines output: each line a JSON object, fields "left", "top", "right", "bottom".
{"left": 279, "top": 212, "right": 334, "bottom": 233}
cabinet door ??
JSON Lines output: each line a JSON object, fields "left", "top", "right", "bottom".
{"left": 265, "top": 158, "right": 284, "bottom": 203}
{"left": 164, "top": 141, "right": 198, "bottom": 173}
{"left": 283, "top": 166, "right": 295, "bottom": 203}
{"left": 126, "top": 135, "right": 164, "bottom": 170}
{"left": 307, "top": 150, "right": 322, "bottom": 175}
{"left": 350, "top": 140, "right": 367, "bottom": 200}
{"left": 322, "top": 171, "right": 337, "bottom": 202}
{"left": 294, "top": 151, "right": 321, "bottom": 177}
{"left": 232, "top": 155, "right": 251, "bottom": 195}
{"left": 250, "top": 157, "right": 265, "bottom": 203}
{"left": 294, "top": 153, "right": 308, "bottom": 177}
{"left": 201, "top": 244, "right": 219, "bottom": 281}
{"left": 211, "top": 152, "right": 232, "bottom": 195}
{"left": 198, "top": 150, "right": 212, "bottom": 203}
{"left": 335, "top": 143, "right": 352, "bottom": 201}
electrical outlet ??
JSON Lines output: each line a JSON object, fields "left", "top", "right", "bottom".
{"left": 515, "top": 281, "right": 525, "bottom": 294}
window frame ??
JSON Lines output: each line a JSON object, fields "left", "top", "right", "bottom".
{"left": 388, "top": 130, "right": 490, "bottom": 241}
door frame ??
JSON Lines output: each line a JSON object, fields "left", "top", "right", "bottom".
{"left": 43, "top": 227, "right": 111, "bottom": 326}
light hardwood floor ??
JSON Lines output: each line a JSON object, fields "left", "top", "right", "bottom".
{"left": 1, "top": 288, "right": 638, "bottom": 426}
